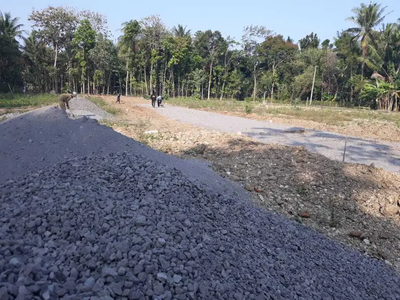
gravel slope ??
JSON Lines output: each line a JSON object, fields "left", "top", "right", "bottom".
{"left": 1, "top": 152, "right": 400, "bottom": 300}
{"left": 149, "top": 104, "right": 400, "bottom": 173}
{"left": 1, "top": 105, "right": 400, "bottom": 299}
{"left": 0, "top": 106, "right": 246, "bottom": 200}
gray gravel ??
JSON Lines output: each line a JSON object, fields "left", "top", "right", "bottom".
{"left": 148, "top": 104, "right": 400, "bottom": 173}
{"left": 1, "top": 104, "right": 400, "bottom": 299}
{"left": 1, "top": 152, "right": 400, "bottom": 300}
{"left": 68, "top": 97, "right": 114, "bottom": 121}
{"left": 0, "top": 106, "right": 246, "bottom": 200}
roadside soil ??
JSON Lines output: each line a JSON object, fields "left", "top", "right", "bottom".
{"left": 100, "top": 95, "right": 400, "bottom": 273}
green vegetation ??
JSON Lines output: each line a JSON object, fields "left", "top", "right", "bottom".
{"left": 1, "top": 3, "right": 400, "bottom": 110}
{"left": 0, "top": 94, "right": 58, "bottom": 108}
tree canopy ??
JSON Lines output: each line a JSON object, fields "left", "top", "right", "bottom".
{"left": 1, "top": 3, "right": 400, "bottom": 110}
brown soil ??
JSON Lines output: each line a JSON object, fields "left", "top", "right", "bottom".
{"left": 100, "top": 95, "right": 400, "bottom": 273}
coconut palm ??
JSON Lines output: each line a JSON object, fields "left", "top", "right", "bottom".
{"left": 172, "top": 24, "right": 191, "bottom": 38}
{"left": 0, "top": 11, "right": 24, "bottom": 40}
{"left": 347, "top": 2, "right": 389, "bottom": 78}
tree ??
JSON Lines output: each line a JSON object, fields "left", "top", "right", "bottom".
{"left": 29, "top": 6, "right": 78, "bottom": 92}
{"left": 90, "top": 34, "right": 118, "bottom": 94}
{"left": 119, "top": 20, "right": 141, "bottom": 96}
{"left": 299, "top": 32, "right": 320, "bottom": 50}
{"left": 0, "top": 11, "right": 24, "bottom": 92}
{"left": 242, "top": 25, "right": 271, "bottom": 100}
{"left": 347, "top": 2, "right": 389, "bottom": 78}
{"left": 172, "top": 24, "right": 191, "bottom": 37}
{"left": 258, "top": 35, "right": 298, "bottom": 100}
{"left": 140, "top": 15, "right": 167, "bottom": 95}
{"left": 0, "top": 11, "right": 23, "bottom": 39}
{"left": 72, "top": 19, "right": 96, "bottom": 93}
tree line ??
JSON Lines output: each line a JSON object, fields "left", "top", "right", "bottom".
{"left": 0, "top": 3, "right": 400, "bottom": 110}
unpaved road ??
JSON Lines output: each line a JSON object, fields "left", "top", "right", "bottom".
{"left": 145, "top": 104, "right": 400, "bottom": 173}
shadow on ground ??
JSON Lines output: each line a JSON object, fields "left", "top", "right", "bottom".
{"left": 180, "top": 137, "right": 400, "bottom": 272}
{"left": 244, "top": 127, "right": 400, "bottom": 171}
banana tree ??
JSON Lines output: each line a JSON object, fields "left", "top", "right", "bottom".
{"left": 361, "top": 80, "right": 399, "bottom": 111}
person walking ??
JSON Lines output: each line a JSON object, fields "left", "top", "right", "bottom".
{"left": 116, "top": 93, "right": 121, "bottom": 103}
{"left": 157, "top": 95, "right": 163, "bottom": 107}
{"left": 151, "top": 93, "right": 156, "bottom": 107}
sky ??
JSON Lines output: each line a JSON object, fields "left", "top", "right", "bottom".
{"left": 3, "top": 0, "right": 400, "bottom": 44}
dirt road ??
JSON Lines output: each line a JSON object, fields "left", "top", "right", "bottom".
{"left": 145, "top": 103, "right": 400, "bottom": 173}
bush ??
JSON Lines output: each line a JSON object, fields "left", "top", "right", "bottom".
{"left": 245, "top": 103, "right": 253, "bottom": 114}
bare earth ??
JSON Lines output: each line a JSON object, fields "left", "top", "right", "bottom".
{"left": 97, "top": 96, "right": 400, "bottom": 273}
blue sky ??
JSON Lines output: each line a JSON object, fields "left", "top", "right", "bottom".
{"left": 3, "top": 0, "right": 400, "bottom": 43}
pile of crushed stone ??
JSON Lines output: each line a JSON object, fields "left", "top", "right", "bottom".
{"left": 0, "top": 107, "right": 244, "bottom": 201}
{"left": 1, "top": 104, "right": 400, "bottom": 300}
{"left": 68, "top": 97, "right": 114, "bottom": 121}
{"left": 1, "top": 152, "right": 400, "bottom": 300}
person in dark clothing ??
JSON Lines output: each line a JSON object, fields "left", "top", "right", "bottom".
{"left": 151, "top": 94, "right": 156, "bottom": 107}
{"left": 157, "top": 95, "right": 162, "bottom": 107}
{"left": 116, "top": 93, "right": 121, "bottom": 103}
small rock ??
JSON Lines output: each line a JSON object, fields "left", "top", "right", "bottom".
{"left": 133, "top": 264, "right": 143, "bottom": 275}
{"left": 173, "top": 274, "right": 182, "bottom": 283}
{"left": 349, "top": 231, "right": 363, "bottom": 238}
{"left": 102, "top": 267, "right": 117, "bottom": 277}
{"left": 244, "top": 184, "right": 253, "bottom": 192}
{"left": 136, "top": 215, "right": 147, "bottom": 226}
{"left": 363, "top": 239, "right": 371, "bottom": 246}
{"left": 42, "top": 290, "right": 50, "bottom": 300}
{"left": 299, "top": 211, "right": 311, "bottom": 218}
{"left": 129, "top": 290, "right": 143, "bottom": 299}
{"left": 157, "top": 273, "right": 168, "bottom": 281}
{"left": 383, "top": 204, "right": 399, "bottom": 216}
{"left": 157, "top": 238, "right": 166, "bottom": 245}
{"left": 0, "top": 287, "right": 9, "bottom": 300}
{"left": 81, "top": 277, "right": 95, "bottom": 292}
{"left": 9, "top": 258, "right": 21, "bottom": 266}
{"left": 118, "top": 267, "right": 126, "bottom": 276}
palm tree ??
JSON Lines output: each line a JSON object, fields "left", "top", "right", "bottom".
{"left": 347, "top": 2, "right": 389, "bottom": 78}
{"left": 172, "top": 24, "right": 191, "bottom": 37}
{"left": 0, "top": 11, "right": 24, "bottom": 40}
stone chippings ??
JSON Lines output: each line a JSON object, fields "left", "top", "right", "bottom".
{"left": 69, "top": 97, "right": 114, "bottom": 120}
{"left": 1, "top": 152, "right": 400, "bottom": 300}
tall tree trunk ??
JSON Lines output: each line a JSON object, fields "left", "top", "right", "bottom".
{"left": 310, "top": 66, "right": 317, "bottom": 105}
{"left": 177, "top": 76, "right": 180, "bottom": 98}
{"left": 220, "top": 81, "right": 225, "bottom": 100}
{"left": 125, "top": 70, "right": 129, "bottom": 96}
{"left": 208, "top": 60, "right": 213, "bottom": 100}
{"left": 170, "top": 71, "right": 174, "bottom": 97}
{"left": 54, "top": 43, "right": 58, "bottom": 93}
{"left": 252, "top": 63, "right": 257, "bottom": 101}
{"left": 107, "top": 72, "right": 111, "bottom": 95}
{"left": 130, "top": 73, "right": 133, "bottom": 96}
{"left": 271, "top": 65, "right": 276, "bottom": 100}
{"left": 150, "top": 63, "right": 153, "bottom": 94}
{"left": 144, "top": 68, "right": 149, "bottom": 95}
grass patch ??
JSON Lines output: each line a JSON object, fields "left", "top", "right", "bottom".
{"left": 0, "top": 93, "right": 58, "bottom": 109}
{"left": 86, "top": 96, "right": 122, "bottom": 116}
{"left": 168, "top": 97, "right": 400, "bottom": 127}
